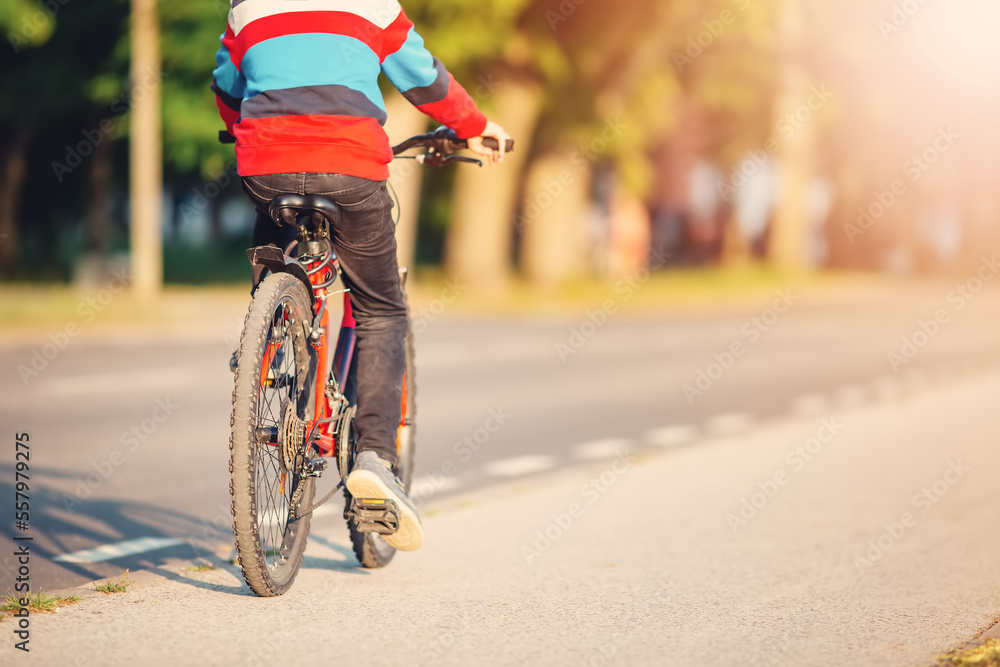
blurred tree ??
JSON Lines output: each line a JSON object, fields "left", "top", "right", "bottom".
{"left": 519, "top": 0, "right": 683, "bottom": 284}
{"left": 401, "top": 0, "right": 544, "bottom": 290}
{"left": 0, "top": 0, "right": 128, "bottom": 277}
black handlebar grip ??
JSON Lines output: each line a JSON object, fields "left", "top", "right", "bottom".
{"left": 219, "top": 130, "right": 236, "bottom": 144}
{"left": 482, "top": 137, "right": 515, "bottom": 152}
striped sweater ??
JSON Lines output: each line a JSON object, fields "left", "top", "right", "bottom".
{"left": 211, "top": 0, "right": 487, "bottom": 180}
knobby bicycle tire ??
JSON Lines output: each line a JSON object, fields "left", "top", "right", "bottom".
{"left": 230, "top": 273, "right": 316, "bottom": 596}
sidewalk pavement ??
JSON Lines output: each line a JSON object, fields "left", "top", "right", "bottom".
{"left": 4, "top": 369, "right": 1000, "bottom": 666}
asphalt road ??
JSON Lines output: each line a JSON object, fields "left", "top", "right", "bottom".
{"left": 4, "top": 344, "right": 1000, "bottom": 667}
{"left": 2, "top": 278, "right": 1000, "bottom": 592}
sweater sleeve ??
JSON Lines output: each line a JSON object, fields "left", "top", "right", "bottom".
{"left": 379, "top": 11, "right": 487, "bottom": 139}
{"left": 211, "top": 25, "right": 246, "bottom": 136}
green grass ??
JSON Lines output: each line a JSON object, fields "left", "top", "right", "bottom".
{"left": 186, "top": 562, "right": 216, "bottom": 572}
{"left": 406, "top": 266, "right": 883, "bottom": 317}
{"left": 1, "top": 590, "right": 80, "bottom": 614}
{"left": 94, "top": 569, "right": 134, "bottom": 594}
{"left": 937, "top": 638, "right": 1000, "bottom": 666}
{"left": 0, "top": 266, "right": 889, "bottom": 332}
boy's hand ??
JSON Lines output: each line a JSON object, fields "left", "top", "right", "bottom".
{"left": 467, "top": 120, "right": 510, "bottom": 166}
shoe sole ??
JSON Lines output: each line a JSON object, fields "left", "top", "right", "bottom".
{"left": 345, "top": 470, "right": 424, "bottom": 552}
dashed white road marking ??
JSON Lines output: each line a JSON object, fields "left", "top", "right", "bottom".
{"left": 484, "top": 455, "right": 557, "bottom": 477}
{"left": 643, "top": 425, "right": 698, "bottom": 448}
{"left": 791, "top": 394, "right": 829, "bottom": 417}
{"left": 37, "top": 367, "right": 203, "bottom": 397}
{"left": 53, "top": 537, "right": 186, "bottom": 564}
{"left": 705, "top": 412, "right": 754, "bottom": 435}
{"left": 571, "top": 438, "right": 633, "bottom": 461}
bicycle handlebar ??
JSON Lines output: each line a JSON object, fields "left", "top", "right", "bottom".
{"left": 218, "top": 126, "right": 514, "bottom": 165}
{"left": 391, "top": 126, "right": 514, "bottom": 156}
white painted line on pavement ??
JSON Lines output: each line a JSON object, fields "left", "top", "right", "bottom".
{"left": 571, "top": 438, "right": 632, "bottom": 461}
{"left": 37, "top": 367, "right": 203, "bottom": 397}
{"left": 644, "top": 424, "right": 698, "bottom": 448}
{"left": 484, "top": 455, "right": 557, "bottom": 477}
{"left": 54, "top": 537, "right": 186, "bottom": 563}
{"left": 705, "top": 412, "right": 753, "bottom": 436}
{"left": 791, "top": 394, "right": 829, "bottom": 417}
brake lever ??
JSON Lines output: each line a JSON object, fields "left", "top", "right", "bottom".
{"left": 415, "top": 153, "right": 483, "bottom": 168}
{"left": 445, "top": 155, "right": 483, "bottom": 167}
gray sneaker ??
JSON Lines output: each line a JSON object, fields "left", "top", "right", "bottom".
{"left": 345, "top": 450, "right": 424, "bottom": 551}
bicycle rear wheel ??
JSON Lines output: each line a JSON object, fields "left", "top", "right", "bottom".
{"left": 346, "top": 317, "right": 416, "bottom": 568}
{"left": 230, "top": 272, "right": 316, "bottom": 596}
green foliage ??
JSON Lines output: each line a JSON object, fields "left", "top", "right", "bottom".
{"left": 0, "top": 0, "right": 56, "bottom": 50}
{"left": 403, "top": 0, "right": 534, "bottom": 74}
{"left": 160, "top": 0, "right": 235, "bottom": 178}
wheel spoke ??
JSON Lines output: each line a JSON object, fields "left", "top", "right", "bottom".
{"left": 250, "top": 297, "right": 307, "bottom": 570}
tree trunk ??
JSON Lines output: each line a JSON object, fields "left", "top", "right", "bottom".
{"left": 519, "top": 151, "right": 591, "bottom": 288}
{"left": 0, "top": 129, "right": 29, "bottom": 276}
{"left": 444, "top": 72, "right": 542, "bottom": 292}
{"left": 383, "top": 90, "right": 428, "bottom": 270}
{"left": 767, "top": 0, "right": 813, "bottom": 271}
{"left": 129, "top": 0, "right": 163, "bottom": 296}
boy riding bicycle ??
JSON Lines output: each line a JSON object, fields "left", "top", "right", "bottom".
{"left": 212, "top": 0, "right": 509, "bottom": 552}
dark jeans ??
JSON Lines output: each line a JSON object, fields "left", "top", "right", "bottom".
{"left": 242, "top": 173, "right": 406, "bottom": 465}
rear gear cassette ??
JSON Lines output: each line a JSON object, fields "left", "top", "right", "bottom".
{"left": 278, "top": 400, "right": 306, "bottom": 473}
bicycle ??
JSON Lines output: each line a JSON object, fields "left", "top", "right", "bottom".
{"left": 224, "top": 127, "right": 514, "bottom": 597}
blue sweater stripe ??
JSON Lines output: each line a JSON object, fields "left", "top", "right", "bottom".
{"left": 241, "top": 33, "right": 385, "bottom": 111}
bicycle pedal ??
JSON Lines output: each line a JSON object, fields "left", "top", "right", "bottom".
{"left": 344, "top": 498, "right": 400, "bottom": 535}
